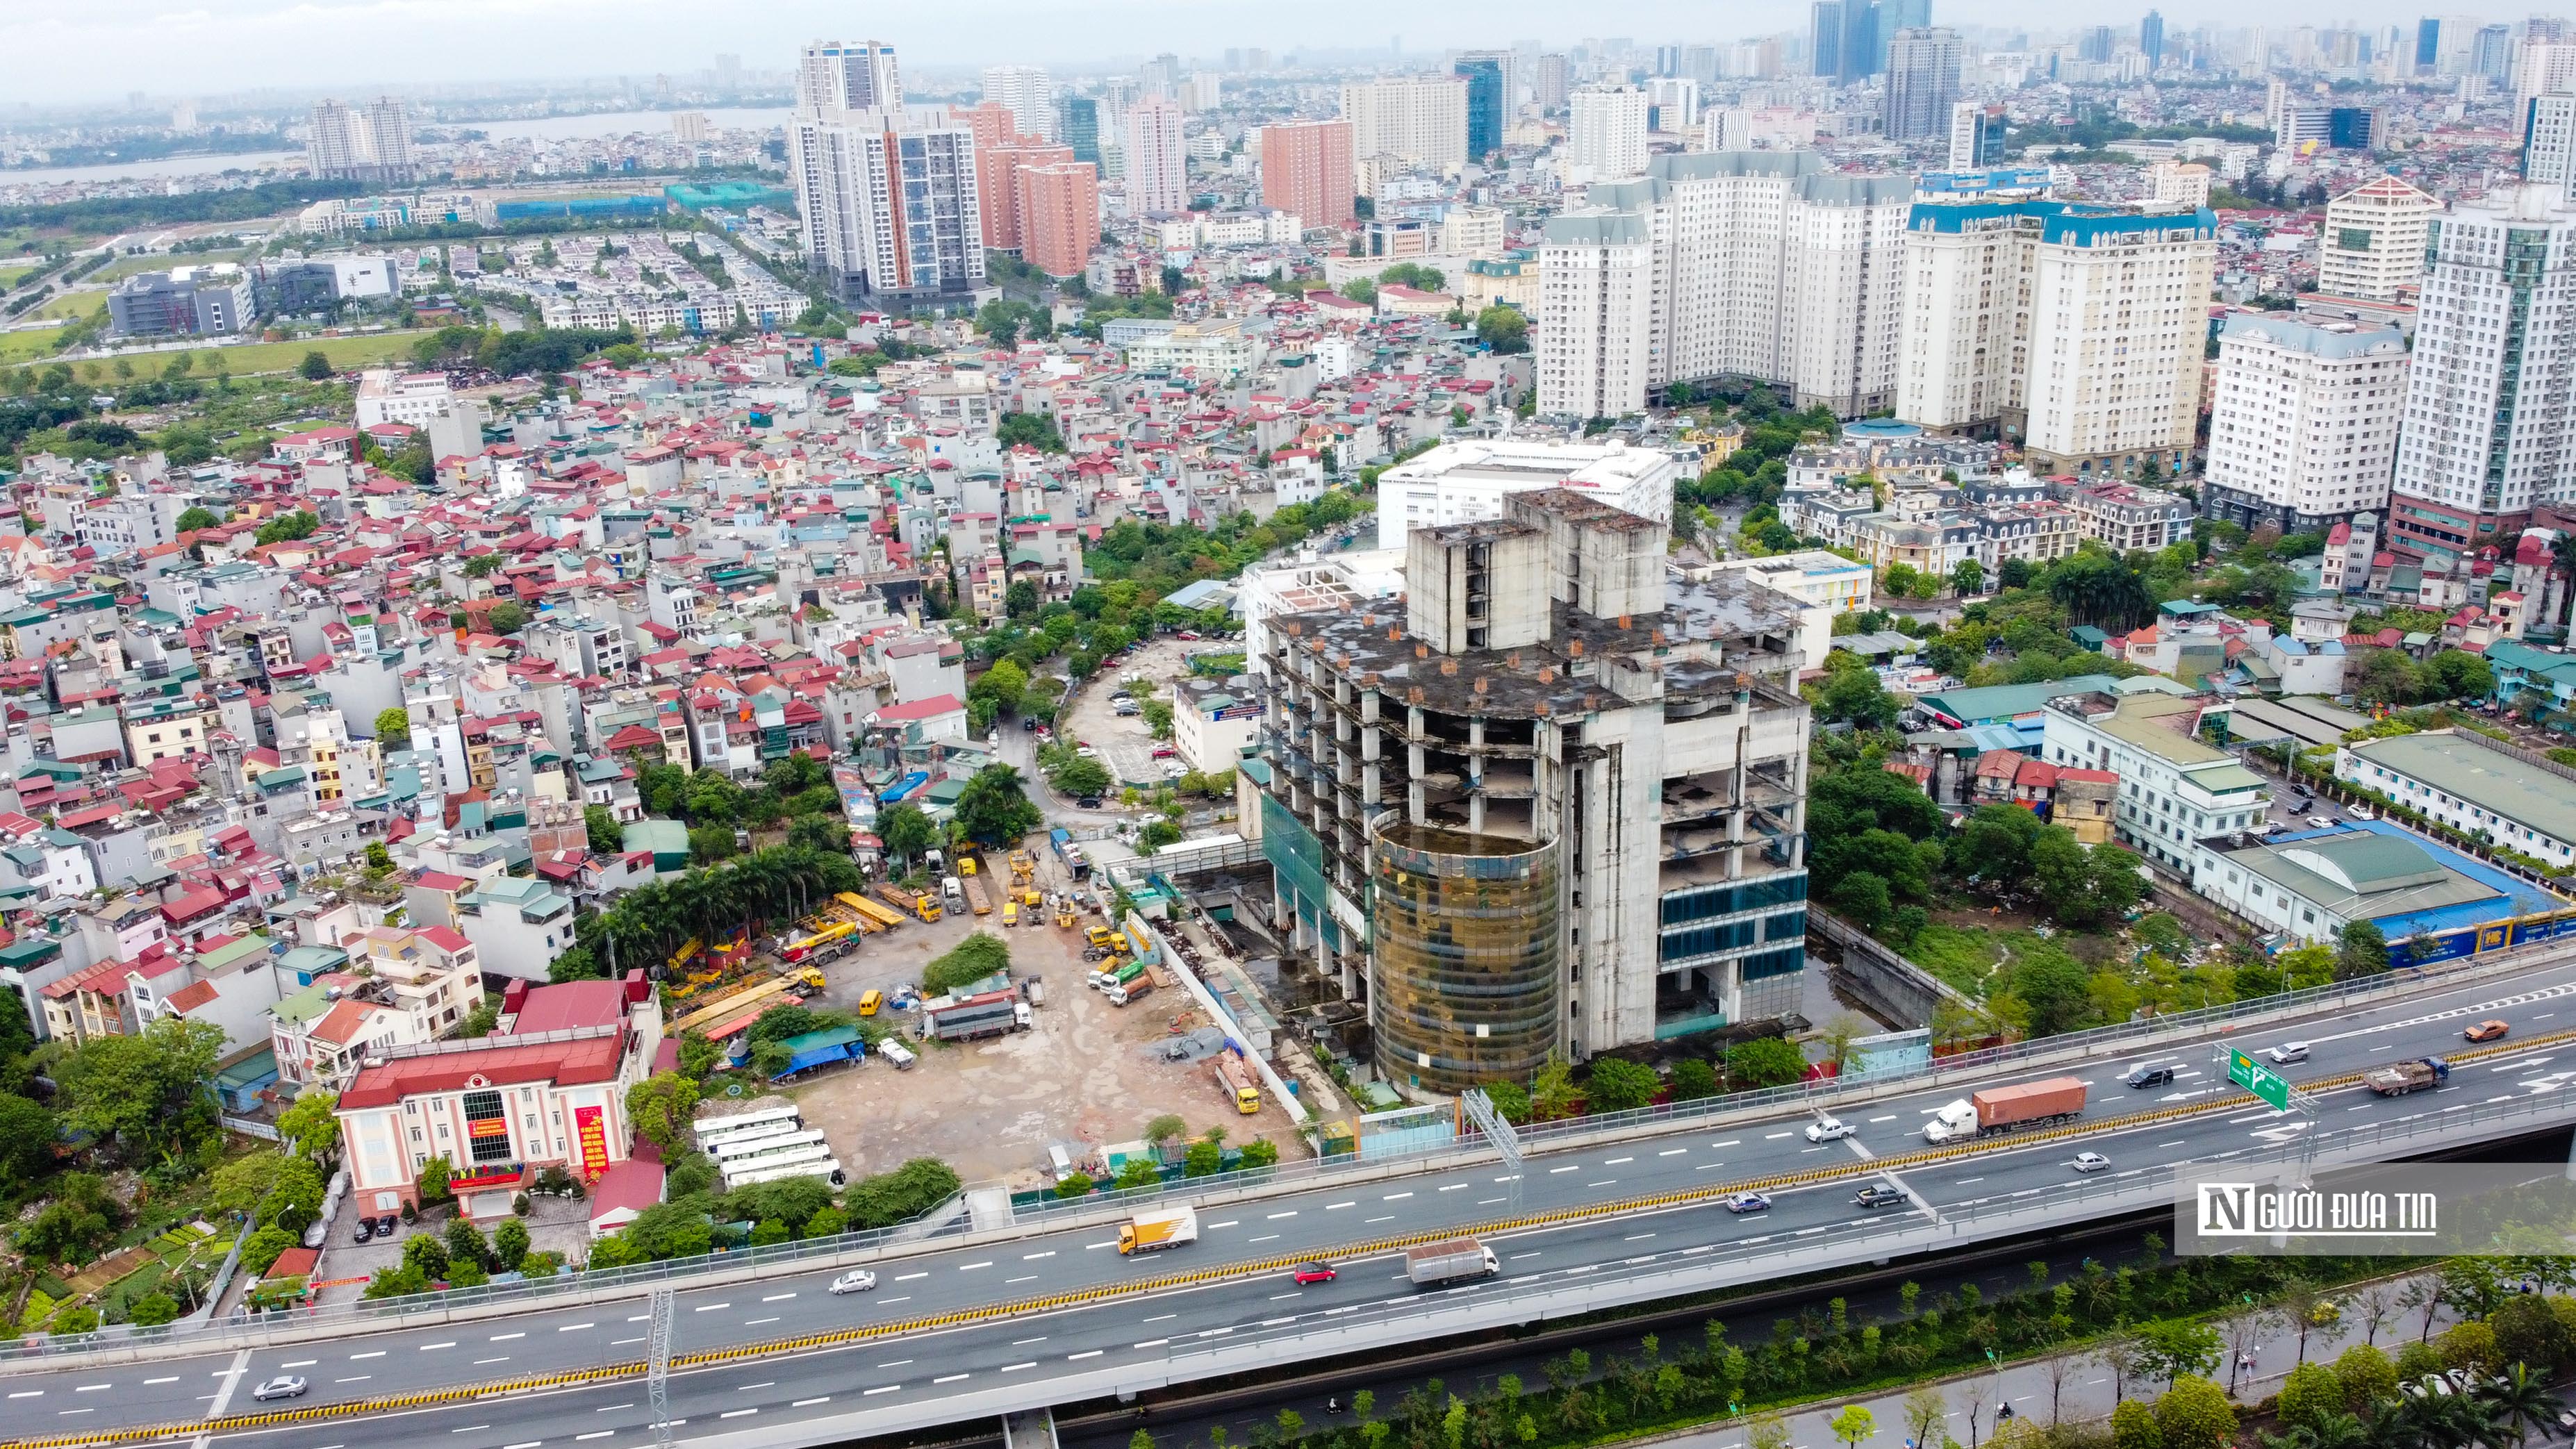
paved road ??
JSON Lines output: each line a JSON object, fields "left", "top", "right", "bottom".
{"left": 10, "top": 954, "right": 2576, "bottom": 1448}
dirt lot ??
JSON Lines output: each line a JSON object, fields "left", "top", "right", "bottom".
{"left": 1057, "top": 635, "right": 1208, "bottom": 792}
{"left": 788, "top": 877, "right": 1301, "bottom": 1191}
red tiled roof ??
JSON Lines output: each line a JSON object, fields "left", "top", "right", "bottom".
{"left": 340, "top": 1034, "right": 625, "bottom": 1109}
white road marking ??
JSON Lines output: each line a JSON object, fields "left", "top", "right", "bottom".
{"left": 281, "top": 1361, "right": 317, "bottom": 1369}
{"left": 878, "top": 1359, "right": 914, "bottom": 1368}
{"left": 1136, "top": 1339, "right": 1170, "bottom": 1348}
{"left": 556, "top": 1323, "right": 593, "bottom": 1332}
{"left": 1326, "top": 1201, "right": 1355, "bottom": 1209}
{"left": 745, "top": 1316, "right": 779, "bottom": 1325}
{"left": 474, "top": 1358, "right": 510, "bottom": 1366}
{"left": 793, "top": 1397, "right": 831, "bottom": 1407}
{"left": 763, "top": 1293, "right": 796, "bottom": 1302}
{"left": 864, "top": 1386, "right": 902, "bottom": 1397}
{"left": 1383, "top": 1192, "right": 1412, "bottom": 1200}
{"left": 897, "top": 1272, "right": 927, "bottom": 1281}
{"left": 1249, "top": 1234, "right": 1279, "bottom": 1243}
{"left": 1367, "top": 1215, "right": 1395, "bottom": 1223}
{"left": 420, "top": 1343, "right": 454, "bottom": 1352}
{"left": 1588, "top": 1179, "right": 1617, "bottom": 1186}
{"left": 578, "top": 1430, "right": 616, "bottom": 1439}
{"left": 74, "top": 1385, "right": 108, "bottom": 1393}
{"left": 720, "top": 1409, "right": 757, "bottom": 1419}
{"left": 691, "top": 1302, "right": 730, "bottom": 1311}
{"left": 1007, "top": 1275, "right": 1039, "bottom": 1283}
{"left": 1070, "top": 1350, "right": 1103, "bottom": 1360}
{"left": 1002, "top": 1362, "right": 1037, "bottom": 1373}
{"left": 1205, "top": 1221, "right": 1239, "bottom": 1229}
{"left": 934, "top": 1373, "right": 971, "bottom": 1384}
{"left": 1605, "top": 1157, "right": 1634, "bottom": 1164}
{"left": 1549, "top": 1166, "right": 1579, "bottom": 1174}
{"left": 143, "top": 1378, "right": 176, "bottom": 1386}
{"left": 1660, "top": 1148, "right": 1687, "bottom": 1156}
{"left": 350, "top": 1351, "right": 386, "bottom": 1360}
{"left": 1268, "top": 1211, "right": 1298, "bottom": 1218}
{"left": 491, "top": 1332, "right": 525, "bottom": 1341}
{"left": 958, "top": 1262, "right": 992, "bottom": 1271}
{"left": 1024, "top": 1250, "right": 1056, "bottom": 1259}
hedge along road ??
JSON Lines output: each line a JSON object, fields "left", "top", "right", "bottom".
{"left": 8, "top": 959, "right": 2576, "bottom": 1449}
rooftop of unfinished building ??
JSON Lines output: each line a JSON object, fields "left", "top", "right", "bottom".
{"left": 1425, "top": 518, "right": 1542, "bottom": 545}
{"left": 1272, "top": 570, "right": 1808, "bottom": 722}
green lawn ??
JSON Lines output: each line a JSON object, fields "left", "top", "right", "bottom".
{"left": 93, "top": 249, "right": 251, "bottom": 283}
{"left": 31, "top": 290, "right": 103, "bottom": 322}
{"left": 9, "top": 330, "right": 422, "bottom": 377}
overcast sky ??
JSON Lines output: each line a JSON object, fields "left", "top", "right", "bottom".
{"left": 6, "top": 0, "right": 2452, "bottom": 109}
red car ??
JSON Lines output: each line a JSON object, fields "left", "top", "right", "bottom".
{"left": 1292, "top": 1262, "right": 1337, "bottom": 1285}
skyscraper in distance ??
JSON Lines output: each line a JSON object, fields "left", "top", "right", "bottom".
{"left": 1124, "top": 94, "right": 1189, "bottom": 215}
{"left": 798, "top": 39, "right": 900, "bottom": 110}
{"left": 1260, "top": 118, "right": 1355, "bottom": 228}
{"left": 1883, "top": 28, "right": 1961, "bottom": 140}
{"left": 981, "top": 65, "right": 1054, "bottom": 141}
{"left": 2141, "top": 10, "right": 2165, "bottom": 67}
{"left": 1947, "top": 101, "right": 2007, "bottom": 167}
{"left": 1059, "top": 96, "right": 1102, "bottom": 165}
{"left": 1455, "top": 56, "right": 1504, "bottom": 158}
{"left": 1017, "top": 161, "right": 1100, "bottom": 279}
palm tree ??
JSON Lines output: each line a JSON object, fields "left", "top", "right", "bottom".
{"left": 2479, "top": 1363, "right": 2562, "bottom": 1446}
{"left": 2271, "top": 1414, "right": 2375, "bottom": 1449}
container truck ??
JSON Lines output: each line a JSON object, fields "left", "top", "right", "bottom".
{"left": 1922, "top": 1077, "right": 2087, "bottom": 1143}
{"left": 924, "top": 988, "right": 1025, "bottom": 1042}
{"left": 1214, "top": 1054, "right": 1261, "bottom": 1113}
{"left": 875, "top": 882, "right": 940, "bottom": 922}
{"left": 943, "top": 875, "right": 965, "bottom": 911}
{"left": 1405, "top": 1238, "right": 1498, "bottom": 1287}
{"left": 1118, "top": 1205, "right": 1198, "bottom": 1255}
{"left": 2365, "top": 1057, "right": 2450, "bottom": 1095}
{"left": 964, "top": 875, "right": 993, "bottom": 916}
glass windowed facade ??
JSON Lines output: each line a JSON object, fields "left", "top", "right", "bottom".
{"left": 1369, "top": 822, "right": 1560, "bottom": 1091}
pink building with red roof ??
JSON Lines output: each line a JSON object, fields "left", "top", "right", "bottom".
{"left": 333, "top": 972, "right": 661, "bottom": 1217}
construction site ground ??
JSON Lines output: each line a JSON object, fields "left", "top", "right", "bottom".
{"left": 788, "top": 844, "right": 1301, "bottom": 1191}
{"left": 1057, "top": 634, "right": 1205, "bottom": 791}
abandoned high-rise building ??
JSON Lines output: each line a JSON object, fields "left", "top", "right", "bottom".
{"left": 1257, "top": 488, "right": 1813, "bottom": 1092}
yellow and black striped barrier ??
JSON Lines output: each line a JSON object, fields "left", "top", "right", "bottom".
{"left": 14, "top": 1028, "right": 2568, "bottom": 1449}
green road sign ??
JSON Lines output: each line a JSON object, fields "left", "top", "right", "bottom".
{"left": 2229, "top": 1049, "right": 2292, "bottom": 1111}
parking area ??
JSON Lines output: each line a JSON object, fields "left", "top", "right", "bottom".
{"left": 299, "top": 1193, "right": 597, "bottom": 1307}
{"left": 1057, "top": 635, "right": 1208, "bottom": 791}
{"left": 788, "top": 891, "right": 1301, "bottom": 1191}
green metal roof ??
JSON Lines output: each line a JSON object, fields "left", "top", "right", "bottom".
{"left": 2347, "top": 732, "right": 2576, "bottom": 848}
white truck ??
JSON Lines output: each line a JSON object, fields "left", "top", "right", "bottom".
{"left": 942, "top": 875, "right": 965, "bottom": 911}
{"left": 1119, "top": 1205, "right": 1198, "bottom": 1255}
{"left": 1405, "top": 1237, "right": 1498, "bottom": 1287}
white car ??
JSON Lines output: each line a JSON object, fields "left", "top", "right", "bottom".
{"left": 251, "top": 1375, "right": 308, "bottom": 1402}
{"left": 829, "top": 1270, "right": 878, "bottom": 1295}
{"left": 2068, "top": 1152, "right": 2112, "bottom": 1173}
{"left": 2346, "top": 803, "right": 2378, "bottom": 820}
{"left": 2268, "top": 1041, "right": 2311, "bottom": 1065}
{"left": 2306, "top": 815, "right": 2338, "bottom": 830}
{"left": 1806, "top": 1115, "right": 1856, "bottom": 1143}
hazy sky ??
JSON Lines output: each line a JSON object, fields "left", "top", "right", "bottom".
{"left": 6, "top": 0, "right": 2443, "bottom": 109}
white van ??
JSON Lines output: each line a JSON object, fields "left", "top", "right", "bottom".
{"left": 878, "top": 1039, "right": 918, "bottom": 1070}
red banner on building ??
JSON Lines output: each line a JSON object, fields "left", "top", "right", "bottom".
{"left": 574, "top": 1104, "right": 608, "bottom": 1182}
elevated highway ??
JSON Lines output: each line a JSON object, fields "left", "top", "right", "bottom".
{"left": 12, "top": 950, "right": 2576, "bottom": 1449}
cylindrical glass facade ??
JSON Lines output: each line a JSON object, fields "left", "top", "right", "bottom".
{"left": 1369, "top": 822, "right": 1561, "bottom": 1093}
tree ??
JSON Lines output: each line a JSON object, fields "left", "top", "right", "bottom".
{"left": 486, "top": 601, "right": 528, "bottom": 634}
{"left": 994, "top": 411, "right": 1068, "bottom": 453}
{"left": 374, "top": 707, "right": 411, "bottom": 750}
{"left": 444, "top": 1216, "right": 493, "bottom": 1270}
{"left": 1904, "top": 1388, "right": 1949, "bottom": 1449}
{"left": 1475, "top": 306, "right": 1528, "bottom": 354}
{"left": 1529, "top": 1053, "right": 1581, "bottom": 1120}
{"left": 626, "top": 1072, "right": 702, "bottom": 1156}
{"left": 2482, "top": 1361, "right": 2563, "bottom": 1444}
{"left": 878, "top": 802, "right": 939, "bottom": 870}
{"left": 300, "top": 350, "right": 334, "bottom": 380}
{"left": 2152, "top": 1377, "right": 2237, "bottom": 1449}
{"left": 1810, "top": 663, "right": 1901, "bottom": 730}
{"left": 585, "top": 805, "right": 625, "bottom": 854}
{"left": 1952, "top": 558, "right": 1987, "bottom": 597}
{"left": 954, "top": 763, "right": 1043, "bottom": 845}
{"left": 923, "top": 932, "right": 1013, "bottom": 995}
{"left": 175, "top": 505, "right": 220, "bottom": 533}
{"left": 418, "top": 1154, "right": 454, "bottom": 1204}
{"left": 1583, "top": 1057, "right": 1660, "bottom": 1113}
{"left": 56, "top": 1016, "right": 225, "bottom": 1162}
{"left": 275, "top": 1089, "right": 339, "bottom": 1162}
{"left": 2138, "top": 1320, "right": 2224, "bottom": 1388}
{"left": 2279, "top": 1361, "right": 2347, "bottom": 1433}
{"left": 2110, "top": 1400, "right": 2163, "bottom": 1449}
{"left": 492, "top": 1216, "right": 531, "bottom": 1271}
{"left": 1726, "top": 1035, "right": 1807, "bottom": 1088}
{"left": 0, "top": 1093, "right": 53, "bottom": 1184}
{"left": 1830, "top": 1406, "right": 1876, "bottom": 1449}
{"left": 2335, "top": 920, "right": 2388, "bottom": 980}
{"left": 2427, "top": 649, "right": 2496, "bottom": 702}
{"left": 1237, "top": 1137, "right": 1280, "bottom": 1168}
{"left": 1049, "top": 755, "right": 1114, "bottom": 800}
{"left": 254, "top": 510, "right": 320, "bottom": 546}
{"left": 240, "top": 1223, "right": 299, "bottom": 1275}
{"left": 1668, "top": 1059, "right": 1720, "bottom": 1101}
{"left": 2331, "top": 1343, "right": 2397, "bottom": 1410}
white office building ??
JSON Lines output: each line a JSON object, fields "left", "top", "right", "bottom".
{"left": 354, "top": 370, "right": 457, "bottom": 430}
{"left": 1338, "top": 75, "right": 1470, "bottom": 171}
{"left": 2518, "top": 41, "right": 2576, "bottom": 143}
{"left": 2388, "top": 185, "right": 2576, "bottom": 558}
{"left": 1898, "top": 198, "right": 2215, "bottom": 477}
{"left": 1123, "top": 95, "right": 1189, "bottom": 215}
{"left": 980, "top": 65, "right": 1053, "bottom": 140}
{"left": 1373, "top": 436, "right": 1679, "bottom": 545}
{"left": 1539, "top": 151, "right": 1911, "bottom": 420}
{"left": 2318, "top": 174, "right": 2442, "bottom": 299}
{"left": 1567, "top": 85, "right": 1651, "bottom": 182}
{"left": 788, "top": 44, "right": 986, "bottom": 306}
{"left": 2202, "top": 313, "right": 2409, "bottom": 534}
{"left": 308, "top": 97, "right": 415, "bottom": 183}
{"left": 2040, "top": 690, "right": 2272, "bottom": 878}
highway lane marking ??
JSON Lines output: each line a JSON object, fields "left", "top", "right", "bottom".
{"left": 1070, "top": 1350, "right": 1103, "bottom": 1360}
{"left": 763, "top": 1293, "right": 796, "bottom": 1301}
{"left": 1269, "top": 1210, "right": 1299, "bottom": 1218}
{"left": 611, "top": 1337, "right": 645, "bottom": 1346}
{"left": 1326, "top": 1200, "right": 1355, "bottom": 1209}
{"left": 143, "top": 1377, "right": 176, "bottom": 1385}
{"left": 693, "top": 1301, "right": 730, "bottom": 1310}
{"left": 491, "top": 1332, "right": 526, "bottom": 1341}
{"left": 1956, "top": 1177, "right": 1984, "bottom": 1185}
{"left": 420, "top": 1343, "right": 455, "bottom": 1351}
{"left": 350, "top": 1351, "right": 386, "bottom": 1359}
{"left": 1698, "top": 1163, "right": 1730, "bottom": 1170}
{"left": 934, "top": 1374, "right": 971, "bottom": 1384}
{"left": 1007, "top": 1275, "right": 1040, "bottom": 1283}
{"left": 474, "top": 1357, "right": 510, "bottom": 1366}
{"left": 720, "top": 1409, "right": 758, "bottom": 1418}
{"left": 1496, "top": 1175, "right": 1521, "bottom": 1182}
{"left": 1013, "top": 1335, "right": 1049, "bottom": 1344}
{"left": 2158, "top": 1140, "right": 2188, "bottom": 1148}
{"left": 736, "top": 1382, "right": 774, "bottom": 1391}
{"left": 897, "top": 1272, "right": 927, "bottom": 1280}
{"left": 596, "top": 1404, "right": 633, "bottom": 1412}
{"left": 73, "top": 1385, "right": 107, "bottom": 1393}
{"left": 1367, "top": 1214, "right": 1395, "bottom": 1223}
{"left": 1025, "top": 1250, "right": 1057, "bottom": 1258}
{"left": 1587, "top": 1179, "right": 1618, "bottom": 1186}
{"left": 1713, "top": 1138, "right": 1740, "bottom": 1146}
{"left": 1627, "top": 1232, "right": 1656, "bottom": 1241}
{"left": 746, "top": 1316, "right": 780, "bottom": 1325}
{"left": 1271, "top": 1291, "right": 1302, "bottom": 1300}
{"left": 793, "top": 1396, "right": 832, "bottom": 1407}
{"left": 1002, "top": 1362, "right": 1037, "bottom": 1373}
{"left": 335, "top": 1376, "right": 372, "bottom": 1384}
{"left": 959, "top": 1262, "right": 993, "bottom": 1271}
{"left": 1660, "top": 1148, "right": 1687, "bottom": 1156}
{"left": 8, "top": 1391, "right": 40, "bottom": 1398}
{"left": 1439, "top": 1184, "right": 1467, "bottom": 1191}
{"left": 1136, "top": 1338, "right": 1170, "bottom": 1348}
{"left": 877, "top": 1359, "right": 914, "bottom": 1367}
{"left": 1480, "top": 1196, "right": 1508, "bottom": 1204}
{"left": 1510, "top": 1252, "right": 1542, "bottom": 1259}
{"left": 577, "top": 1431, "right": 616, "bottom": 1439}
{"left": 1765, "top": 1132, "right": 1792, "bottom": 1138}
{"left": 1384, "top": 1192, "right": 1413, "bottom": 1200}
{"left": 281, "top": 1360, "right": 317, "bottom": 1368}
{"left": 557, "top": 1323, "right": 593, "bottom": 1332}
{"left": 1249, "top": 1234, "right": 1280, "bottom": 1243}
{"left": 504, "top": 1441, "right": 541, "bottom": 1448}
{"left": 1868, "top": 1115, "right": 1897, "bottom": 1123}
{"left": 1143, "top": 1314, "right": 1175, "bottom": 1322}
{"left": 56, "top": 1408, "right": 92, "bottom": 1417}
{"left": 627, "top": 1314, "right": 648, "bottom": 1322}
{"left": 451, "top": 1426, "right": 489, "bottom": 1434}
{"left": 864, "top": 1386, "right": 902, "bottom": 1396}
{"left": 1206, "top": 1220, "right": 1239, "bottom": 1229}
{"left": 1606, "top": 1157, "right": 1635, "bottom": 1164}
{"left": 1549, "top": 1166, "right": 1579, "bottom": 1173}
{"left": 1087, "top": 1240, "right": 1118, "bottom": 1249}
